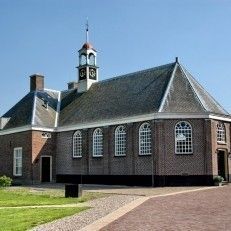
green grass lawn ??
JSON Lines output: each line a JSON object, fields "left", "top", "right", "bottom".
{"left": 0, "top": 186, "right": 106, "bottom": 231}
{"left": 0, "top": 207, "right": 87, "bottom": 231}
{"left": 0, "top": 188, "right": 103, "bottom": 207}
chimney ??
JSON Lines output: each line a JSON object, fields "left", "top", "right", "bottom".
{"left": 30, "top": 74, "right": 44, "bottom": 91}
{"left": 67, "top": 81, "right": 78, "bottom": 90}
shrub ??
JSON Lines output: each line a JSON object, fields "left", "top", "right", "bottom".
{"left": 213, "top": 175, "right": 224, "bottom": 183}
{"left": 0, "top": 175, "right": 12, "bottom": 187}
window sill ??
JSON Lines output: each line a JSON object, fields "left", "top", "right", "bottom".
{"left": 114, "top": 154, "right": 126, "bottom": 157}
{"left": 13, "top": 175, "right": 22, "bottom": 177}
{"left": 73, "top": 156, "right": 82, "bottom": 159}
{"left": 139, "top": 153, "right": 152, "bottom": 156}
{"left": 92, "top": 155, "right": 103, "bottom": 158}
{"left": 217, "top": 141, "right": 226, "bottom": 145}
{"left": 175, "top": 153, "right": 193, "bottom": 155}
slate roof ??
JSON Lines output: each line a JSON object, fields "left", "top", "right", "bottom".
{"left": 1, "top": 89, "right": 59, "bottom": 130}
{"left": 1, "top": 61, "right": 229, "bottom": 131}
{"left": 160, "top": 63, "right": 228, "bottom": 114}
{"left": 59, "top": 63, "right": 175, "bottom": 126}
{"left": 59, "top": 62, "right": 229, "bottom": 127}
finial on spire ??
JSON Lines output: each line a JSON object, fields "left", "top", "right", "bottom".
{"left": 86, "top": 18, "right": 89, "bottom": 43}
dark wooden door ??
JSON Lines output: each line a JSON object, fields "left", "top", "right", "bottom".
{"left": 217, "top": 151, "right": 227, "bottom": 181}
{"left": 41, "top": 157, "right": 51, "bottom": 182}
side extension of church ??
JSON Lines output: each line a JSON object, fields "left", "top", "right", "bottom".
{"left": 0, "top": 37, "right": 231, "bottom": 186}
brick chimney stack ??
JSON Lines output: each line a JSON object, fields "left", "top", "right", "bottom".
{"left": 30, "top": 74, "right": 44, "bottom": 91}
{"left": 67, "top": 81, "right": 78, "bottom": 90}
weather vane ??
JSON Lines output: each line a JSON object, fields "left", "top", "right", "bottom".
{"left": 86, "top": 18, "right": 89, "bottom": 43}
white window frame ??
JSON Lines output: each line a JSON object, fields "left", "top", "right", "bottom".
{"left": 89, "top": 53, "right": 96, "bottom": 66}
{"left": 115, "top": 125, "right": 126, "bottom": 156}
{"left": 216, "top": 122, "right": 226, "bottom": 144}
{"left": 93, "top": 128, "right": 103, "bottom": 157}
{"left": 175, "top": 121, "right": 193, "bottom": 154}
{"left": 13, "top": 147, "right": 22, "bottom": 176}
{"left": 73, "top": 130, "right": 82, "bottom": 158}
{"left": 139, "top": 122, "right": 152, "bottom": 155}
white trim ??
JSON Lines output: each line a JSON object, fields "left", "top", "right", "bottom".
{"left": 13, "top": 147, "right": 22, "bottom": 176}
{"left": 31, "top": 92, "right": 37, "bottom": 125}
{"left": 114, "top": 125, "right": 126, "bottom": 157}
{"left": 32, "top": 126, "right": 55, "bottom": 132}
{"left": 139, "top": 122, "right": 152, "bottom": 155}
{"left": 0, "top": 125, "right": 32, "bottom": 135}
{"left": 55, "top": 91, "right": 61, "bottom": 128}
{"left": 59, "top": 113, "right": 155, "bottom": 132}
{"left": 175, "top": 121, "right": 193, "bottom": 154}
{"left": 40, "top": 156, "right": 52, "bottom": 182}
{"left": 1, "top": 113, "right": 231, "bottom": 136}
{"left": 158, "top": 63, "right": 178, "bottom": 112}
{"left": 44, "top": 88, "right": 60, "bottom": 93}
{"left": 93, "top": 128, "right": 103, "bottom": 157}
{"left": 209, "top": 115, "right": 231, "bottom": 122}
{"left": 73, "top": 130, "right": 82, "bottom": 158}
{"left": 179, "top": 64, "right": 207, "bottom": 111}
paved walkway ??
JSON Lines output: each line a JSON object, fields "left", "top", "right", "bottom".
{"left": 100, "top": 185, "right": 231, "bottom": 231}
{"left": 31, "top": 185, "right": 231, "bottom": 231}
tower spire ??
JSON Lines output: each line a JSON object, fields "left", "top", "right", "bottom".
{"left": 86, "top": 18, "right": 89, "bottom": 43}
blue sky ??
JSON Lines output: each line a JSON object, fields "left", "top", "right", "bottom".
{"left": 1, "top": 0, "right": 231, "bottom": 115}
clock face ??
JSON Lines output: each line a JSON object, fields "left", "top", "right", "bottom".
{"left": 89, "top": 68, "right": 97, "bottom": 80}
{"left": 79, "top": 68, "right": 86, "bottom": 80}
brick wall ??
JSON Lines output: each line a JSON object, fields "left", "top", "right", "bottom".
{"left": 31, "top": 131, "right": 56, "bottom": 183}
{"left": 0, "top": 130, "right": 56, "bottom": 184}
{"left": 0, "top": 131, "right": 32, "bottom": 184}
{"left": 56, "top": 118, "right": 220, "bottom": 179}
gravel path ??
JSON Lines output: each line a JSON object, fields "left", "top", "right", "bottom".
{"left": 32, "top": 194, "right": 141, "bottom": 231}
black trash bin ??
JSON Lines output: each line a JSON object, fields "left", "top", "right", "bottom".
{"left": 65, "top": 184, "right": 81, "bottom": 198}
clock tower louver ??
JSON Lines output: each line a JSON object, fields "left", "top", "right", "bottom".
{"left": 77, "top": 22, "right": 98, "bottom": 93}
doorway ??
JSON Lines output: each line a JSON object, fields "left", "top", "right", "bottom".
{"left": 41, "top": 156, "right": 52, "bottom": 182}
{"left": 217, "top": 150, "right": 228, "bottom": 181}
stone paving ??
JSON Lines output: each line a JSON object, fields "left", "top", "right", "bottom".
{"left": 101, "top": 185, "right": 231, "bottom": 231}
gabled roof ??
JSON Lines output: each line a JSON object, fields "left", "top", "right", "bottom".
{"left": 1, "top": 89, "right": 59, "bottom": 130}
{"left": 1, "top": 61, "right": 229, "bottom": 131}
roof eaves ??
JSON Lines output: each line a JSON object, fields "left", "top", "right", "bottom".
{"left": 158, "top": 62, "right": 178, "bottom": 112}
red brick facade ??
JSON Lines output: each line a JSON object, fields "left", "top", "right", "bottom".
{"left": 56, "top": 118, "right": 231, "bottom": 186}
{"left": 0, "top": 130, "right": 56, "bottom": 184}
{"left": 0, "top": 118, "right": 230, "bottom": 186}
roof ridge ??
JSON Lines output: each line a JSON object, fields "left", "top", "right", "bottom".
{"left": 158, "top": 62, "right": 178, "bottom": 112}
{"left": 98, "top": 62, "right": 175, "bottom": 84}
{"left": 178, "top": 64, "right": 207, "bottom": 111}
{"left": 180, "top": 64, "right": 229, "bottom": 114}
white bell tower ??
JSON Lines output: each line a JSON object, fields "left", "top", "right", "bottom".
{"left": 77, "top": 21, "right": 98, "bottom": 93}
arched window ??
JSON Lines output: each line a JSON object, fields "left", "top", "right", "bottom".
{"left": 93, "top": 128, "right": 103, "bottom": 157}
{"left": 115, "top": 125, "right": 126, "bottom": 156}
{"left": 89, "top": 53, "right": 95, "bottom": 65}
{"left": 73, "top": 131, "right": 82, "bottom": 158}
{"left": 217, "top": 122, "right": 226, "bottom": 143}
{"left": 175, "top": 121, "right": 193, "bottom": 154}
{"left": 80, "top": 54, "right": 87, "bottom": 65}
{"left": 139, "top": 122, "right": 152, "bottom": 155}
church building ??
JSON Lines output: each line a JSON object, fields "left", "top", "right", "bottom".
{"left": 0, "top": 30, "right": 231, "bottom": 186}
